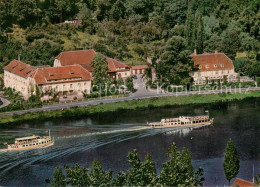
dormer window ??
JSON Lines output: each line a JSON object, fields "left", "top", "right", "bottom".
{"left": 214, "top": 64, "right": 217, "bottom": 68}
{"left": 70, "top": 72, "right": 75, "bottom": 75}
{"left": 50, "top": 74, "right": 54, "bottom": 77}
{"left": 220, "top": 64, "right": 224, "bottom": 67}
{"left": 205, "top": 65, "right": 209, "bottom": 69}
{"left": 199, "top": 65, "right": 202, "bottom": 69}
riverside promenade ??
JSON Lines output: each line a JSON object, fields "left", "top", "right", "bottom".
{"left": 0, "top": 87, "right": 259, "bottom": 117}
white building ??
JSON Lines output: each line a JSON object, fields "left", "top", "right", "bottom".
{"left": 190, "top": 50, "right": 239, "bottom": 85}
{"left": 4, "top": 60, "right": 92, "bottom": 100}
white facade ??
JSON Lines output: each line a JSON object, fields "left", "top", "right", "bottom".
{"left": 4, "top": 70, "right": 31, "bottom": 99}
{"left": 192, "top": 69, "right": 238, "bottom": 85}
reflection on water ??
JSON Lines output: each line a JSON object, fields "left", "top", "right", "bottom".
{"left": 0, "top": 98, "right": 259, "bottom": 186}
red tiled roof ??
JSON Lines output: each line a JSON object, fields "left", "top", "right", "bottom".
{"left": 4, "top": 60, "right": 36, "bottom": 78}
{"left": 55, "top": 50, "right": 96, "bottom": 66}
{"left": 106, "top": 57, "right": 128, "bottom": 72}
{"left": 55, "top": 50, "right": 128, "bottom": 72}
{"left": 32, "top": 65, "right": 92, "bottom": 85}
{"left": 233, "top": 178, "right": 254, "bottom": 187}
{"left": 191, "top": 53, "right": 234, "bottom": 71}
{"left": 80, "top": 64, "right": 94, "bottom": 72}
{"left": 131, "top": 65, "right": 149, "bottom": 70}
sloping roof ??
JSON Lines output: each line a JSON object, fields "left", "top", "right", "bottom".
{"left": 233, "top": 178, "right": 254, "bottom": 187}
{"left": 106, "top": 57, "right": 128, "bottom": 72}
{"left": 33, "top": 65, "right": 92, "bottom": 85}
{"left": 55, "top": 50, "right": 128, "bottom": 72}
{"left": 131, "top": 65, "right": 149, "bottom": 70}
{"left": 80, "top": 64, "right": 94, "bottom": 72}
{"left": 191, "top": 53, "right": 234, "bottom": 71}
{"left": 4, "top": 60, "right": 36, "bottom": 78}
{"left": 55, "top": 50, "right": 96, "bottom": 66}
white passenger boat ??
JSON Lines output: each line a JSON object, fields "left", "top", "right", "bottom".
{"left": 148, "top": 112, "right": 214, "bottom": 129}
{"left": 1, "top": 131, "right": 54, "bottom": 152}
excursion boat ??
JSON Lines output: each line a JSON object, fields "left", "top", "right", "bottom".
{"left": 1, "top": 131, "right": 54, "bottom": 152}
{"left": 148, "top": 112, "right": 214, "bottom": 129}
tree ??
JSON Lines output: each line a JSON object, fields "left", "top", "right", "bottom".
{"left": 125, "top": 77, "right": 134, "bottom": 92}
{"left": 110, "top": 0, "right": 126, "bottom": 21}
{"left": 89, "top": 159, "right": 112, "bottom": 186}
{"left": 193, "top": 10, "right": 205, "bottom": 54}
{"left": 185, "top": 1, "right": 194, "bottom": 50}
{"left": 223, "top": 139, "right": 240, "bottom": 185}
{"left": 158, "top": 142, "right": 204, "bottom": 186}
{"left": 221, "top": 29, "right": 241, "bottom": 60}
{"left": 159, "top": 36, "right": 194, "bottom": 85}
{"left": 51, "top": 167, "right": 66, "bottom": 187}
{"left": 65, "top": 164, "right": 90, "bottom": 186}
{"left": 91, "top": 54, "right": 109, "bottom": 87}
{"left": 54, "top": 0, "right": 72, "bottom": 23}
{"left": 125, "top": 150, "right": 156, "bottom": 186}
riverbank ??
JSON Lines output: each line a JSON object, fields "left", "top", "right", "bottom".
{"left": 1, "top": 91, "right": 260, "bottom": 127}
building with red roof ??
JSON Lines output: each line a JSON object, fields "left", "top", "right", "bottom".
{"left": 190, "top": 50, "right": 239, "bottom": 85}
{"left": 131, "top": 65, "right": 149, "bottom": 75}
{"left": 4, "top": 60, "right": 92, "bottom": 100}
{"left": 54, "top": 50, "right": 131, "bottom": 79}
{"left": 233, "top": 178, "right": 254, "bottom": 187}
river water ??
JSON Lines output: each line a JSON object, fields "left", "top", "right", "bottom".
{"left": 0, "top": 98, "right": 259, "bottom": 186}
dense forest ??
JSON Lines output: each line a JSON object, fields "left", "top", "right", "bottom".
{"left": 0, "top": 0, "right": 259, "bottom": 83}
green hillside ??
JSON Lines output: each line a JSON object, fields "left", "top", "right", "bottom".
{"left": 0, "top": 0, "right": 259, "bottom": 78}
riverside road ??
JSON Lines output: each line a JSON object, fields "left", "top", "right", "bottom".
{"left": 0, "top": 87, "right": 260, "bottom": 117}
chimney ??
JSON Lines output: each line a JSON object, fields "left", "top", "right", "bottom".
{"left": 194, "top": 49, "right": 197, "bottom": 55}
{"left": 18, "top": 54, "right": 21, "bottom": 61}
{"left": 215, "top": 50, "right": 218, "bottom": 54}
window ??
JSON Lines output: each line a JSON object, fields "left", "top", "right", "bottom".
{"left": 84, "top": 83, "right": 87, "bottom": 86}
{"left": 216, "top": 71, "right": 218, "bottom": 75}
{"left": 214, "top": 64, "right": 217, "bottom": 68}
{"left": 220, "top": 64, "right": 224, "bottom": 67}
{"left": 205, "top": 65, "right": 209, "bottom": 69}
{"left": 70, "top": 84, "right": 73, "bottom": 88}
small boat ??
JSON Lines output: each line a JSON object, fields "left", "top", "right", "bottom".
{"left": 1, "top": 131, "right": 54, "bottom": 152}
{"left": 148, "top": 113, "right": 214, "bottom": 129}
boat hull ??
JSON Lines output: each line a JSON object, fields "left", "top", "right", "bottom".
{"left": 149, "top": 120, "right": 213, "bottom": 129}
{"left": 0, "top": 140, "right": 54, "bottom": 152}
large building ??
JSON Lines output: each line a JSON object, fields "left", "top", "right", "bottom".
{"left": 190, "top": 50, "right": 239, "bottom": 85}
{"left": 54, "top": 50, "right": 131, "bottom": 79}
{"left": 4, "top": 60, "right": 92, "bottom": 100}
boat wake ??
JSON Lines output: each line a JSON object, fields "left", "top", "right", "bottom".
{"left": 0, "top": 124, "right": 195, "bottom": 181}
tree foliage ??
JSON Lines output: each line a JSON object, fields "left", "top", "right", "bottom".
{"left": 223, "top": 139, "right": 240, "bottom": 185}
{"left": 50, "top": 142, "right": 204, "bottom": 186}
{"left": 91, "top": 54, "right": 109, "bottom": 86}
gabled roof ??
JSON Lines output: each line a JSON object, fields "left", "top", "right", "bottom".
{"left": 233, "top": 178, "right": 254, "bottom": 187}
{"left": 32, "top": 65, "right": 92, "bottom": 85}
{"left": 4, "top": 60, "right": 36, "bottom": 78}
{"left": 55, "top": 50, "right": 128, "bottom": 72}
{"left": 79, "top": 64, "right": 94, "bottom": 72}
{"left": 191, "top": 52, "right": 234, "bottom": 71}
{"left": 106, "top": 57, "right": 128, "bottom": 72}
{"left": 55, "top": 50, "right": 96, "bottom": 66}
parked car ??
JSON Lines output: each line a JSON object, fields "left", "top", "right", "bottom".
{"left": 132, "top": 75, "right": 138, "bottom": 79}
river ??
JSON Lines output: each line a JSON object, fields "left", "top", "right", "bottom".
{"left": 0, "top": 98, "right": 259, "bottom": 186}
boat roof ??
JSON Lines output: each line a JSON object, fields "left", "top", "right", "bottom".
{"left": 15, "top": 135, "right": 41, "bottom": 141}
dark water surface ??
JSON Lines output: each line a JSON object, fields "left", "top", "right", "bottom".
{"left": 0, "top": 99, "right": 259, "bottom": 186}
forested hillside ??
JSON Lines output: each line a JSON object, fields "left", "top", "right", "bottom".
{"left": 0, "top": 0, "right": 259, "bottom": 78}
